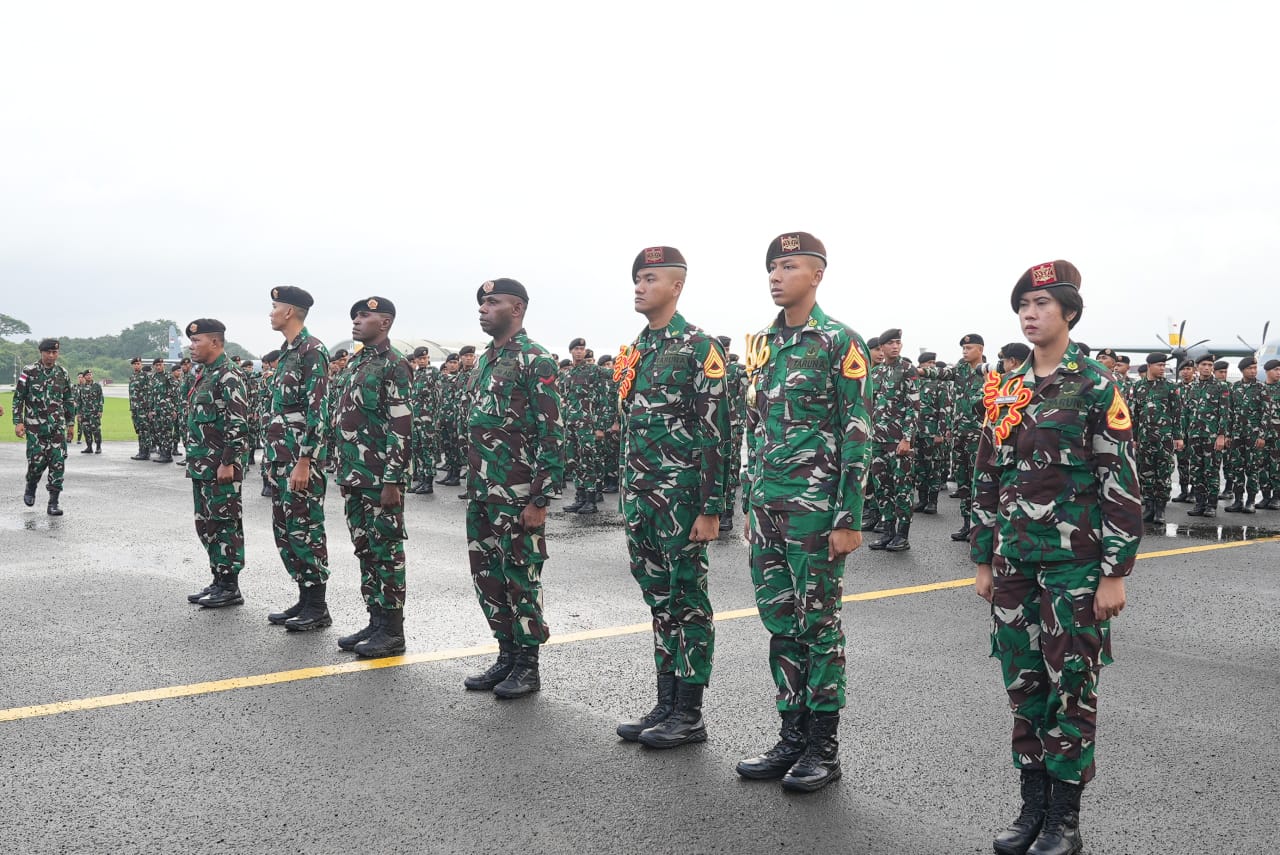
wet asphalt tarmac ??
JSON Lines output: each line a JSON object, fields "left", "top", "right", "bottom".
{"left": 1, "top": 443, "right": 1278, "bottom": 854}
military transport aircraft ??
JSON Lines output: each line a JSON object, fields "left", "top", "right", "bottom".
{"left": 1110, "top": 320, "right": 1275, "bottom": 366}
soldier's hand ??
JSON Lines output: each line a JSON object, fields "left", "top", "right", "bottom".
{"left": 934, "top": 435, "right": 944, "bottom": 445}
{"left": 519, "top": 503, "right": 548, "bottom": 531}
{"left": 1174, "top": 439, "right": 1184, "bottom": 452}
{"left": 15, "top": 424, "right": 25, "bottom": 438}
{"left": 1257, "top": 438, "right": 1266, "bottom": 449}
{"left": 689, "top": 513, "right": 719, "bottom": 543}
{"left": 289, "top": 458, "right": 311, "bottom": 492}
{"left": 974, "top": 563, "right": 993, "bottom": 602}
{"left": 1094, "top": 575, "right": 1126, "bottom": 621}
{"left": 896, "top": 440, "right": 912, "bottom": 457}
{"left": 380, "top": 484, "right": 402, "bottom": 510}
{"left": 216, "top": 463, "right": 235, "bottom": 485}
{"left": 594, "top": 430, "right": 605, "bottom": 440}
{"left": 1214, "top": 435, "right": 1226, "bottom": 452}
{"left": 828, "top": 528, "right": 861, "bottom": 560}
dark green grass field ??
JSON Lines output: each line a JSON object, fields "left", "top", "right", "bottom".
{"left": 0, "top": 393, "right": 138, "bottom": 442}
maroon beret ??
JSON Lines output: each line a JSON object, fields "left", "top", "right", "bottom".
{"left": 1011, "top": 260, "right": 1081, "bottom": 312}
{"left": 632, "top": 246, "right": 687, "bottom": 280}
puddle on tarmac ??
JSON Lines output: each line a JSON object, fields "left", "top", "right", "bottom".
{"left": 1146, "top": 521, "right": 1279, "bottom": 542}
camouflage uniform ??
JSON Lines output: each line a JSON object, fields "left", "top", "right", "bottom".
{"left": 1265, "top": 380, "right": 1280, "bottom": 506}
{"left": 971, "top": 342, "right": 1142, "bottom": 785}
{"left": 913, "top": 367, "right": 948, "bottom": 502}
{"left": 439, "top": 372, "right": 466, "bottom": 476}
{"left": 1226, "top": 376, "right": 1267, "bottom": 505}
{"left": 264, "top": 327, "right": 331, "bottom": 586}
{"left": 177, "top": 368, "right": 196, "bottom": 451}
{"left": 1172, "top": 375, "right": 1195, "bottom": 498}
{"left": 465, "top": 329, "right": 564, "bottom": 647}
{"left": 930, "top": 359, "right": 990, "bottom": 533}
{"left": 149, "top": 369, "right": 177, "bottom": 455}
{"left": 744, "top": 304, "right": 872, "bottom": 713}
{"left": 563, "top": 360, "right": 604, "bottom": 495}
{"left": 599, "top": 362, "right": 622, "bottom": 491}
{"left": 255, "top": 368, "right": 273, "bottom": 481}
{"left": 242, "top": 368, "right": 261, "bottom": 455}
{"left": 455, "top": 365, "right": 478, "bottom": 474}
{"left": 1181, "top": 375, "right": 1232, "bottom": 511}
{"left": 722, "top": 356, "right": 748, "bottom": 514}
{"left": 13, "top": 360, "right": 76, "bottom": 493}
{"left": 618, "top": 313, "right": 728, "bottom": 686}
{"left": 128, "top": 367, "right": 150, "bottom": 455}
{"left": 867, "top": 356, "right": 920, "bottom": 534}
{"left": 1129, "top": 373, "right": 1181, "bottom": 507}
{"left": 334, "top": 341, "right": 413, "bottom": 610}
{"left": 79, "top": 380, "right": 104, "bottom": 449}
{"left": 185, "top": 352, "right": 251, "bottom": 579}
{"left": 410, "top": 363, "right": 441, "bottom": 485}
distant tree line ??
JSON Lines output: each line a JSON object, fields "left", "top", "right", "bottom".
{"left": 0, "top": 315, "right": 253, "bottom": 385}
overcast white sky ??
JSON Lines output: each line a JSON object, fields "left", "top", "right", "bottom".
{"left": 2, "top": 2, "right": 1277, "bottom": 362}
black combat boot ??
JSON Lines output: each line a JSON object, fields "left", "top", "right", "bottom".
{"left": 23, "top": 479, "right": 37, "bottom": 507}
{"left": 912, "top": 489, "right": 927, "bottom": 513}
{"left": 80, "top": 441, "right": 94, "bottom": 453}
{"left": 493, "top": 645, "right": 541, "bottom": 698}
{"left": 638, "top": 679, "right": 706, "bottom": 748}
{"left": 1203, "top": 495, "right": 1218, "bottom": 518}
{"left": 923, "top": 492, "right": 938, "bottom": 514}
{"left": 154, "top": 449, "right": 172, "bottom": 463}
{"left": 1142, "top": 497, "right": 1155, "bottom": 522}
{"left": 868, "top": 521, "right": 896, "bottom": 550}
{"left": 338, "top": 605, "right": 383, "bottom": 651}
{"left": 562, "top": 488, "right": 586, "bottom": 513}
{"left": 268, "top": 583, "right": 306, "bottom": 625}
{"left": 188, "top": 576, "right": 219, "bottom": 604}
{"left": 951, "top": 513, "right": 973, "bottom": 542}
{"left": 872, "top": 518, "right": 888, "bottom": 533}
{"left": 285, "top": 583, "right": 332, "bottom": 631}
{"left": 199, "top": 573, "right": 244, "bottom": 608}
{"left": 46, "top": 489, "right": 63, "bottom": 516}
{"left": 780, "top": 711, "right": 841, "bottom": 793}
{"left": 719, "top": 508, "right": 734, "bottom": 532}
{"left": 1225, "top": 490, "right": 1245, "bottom": 513}
{"left": 439, "top": 468, "right": 461, "bottom": 486}
{"left": 408, "top": 477, "right": 424, "bottom": 494}
{"left": 603, "top": 475, "right": 619, "bottom": 493}
{"left": 421, "top": 475, "right": 433, "bottom": 495}
{"left": 577, "top": 494, "right": 599, "bottom": 514}
{"left": 949, "top": 486, "right": 963, "bottom": 498}
{"left": 1243, "top": 492, "right": 1257, "bottom": 514}
{"left": 94, "top": 437, "right": 101, "bottom": 453}
{"left": 885, "top": 521, "right": 911, "bottom": 552}
{"left": 1151, "top": 501, "right": 1167, "bottom": 524}
{"left": 355, "top": 607, "right": 406, "bottom": 658}
{"left": 1186, "top": 492, "right": 1207, "bottom": 516}
{"left": 1265, "top": 494, "right": 1280, "bottom": 510}
{"left": 617, "top": 673, "right": 677, "bottom": 741}
{"left": 736, "top": 709, "right": 808, "bottom": 779}
{"left": 1260, "top": 490, "right": 1273, "bottom": 510}
{"left": 1219, "top": 484, "right": 1234, "bottom": 501}
{"left": 993, "top": 768, "right": 1050, "bottom": 855}
{"left": 464, "top": 639, "right": 516, "bottom": 690}
{"left": 1172, "top": 482, "right": 1190, "bottom": 502}
{"left": 860, "top": 507, "right": 881, "bottom": 531}
{"left": 131, "top": 440, "right": 150, "bottom": 460}
{"left": 1027, "top": 779, "right": 1083, "bottom": 855}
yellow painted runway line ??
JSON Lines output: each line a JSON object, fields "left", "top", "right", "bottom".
{"left": 2, "top": 536, "right": 1275, "bottom": 724}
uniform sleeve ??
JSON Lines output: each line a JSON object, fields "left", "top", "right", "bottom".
{"left": 62, "top": 372, "right": 77, "bottom": 423}
{"left": 12, "top": 370, "right": 28, "bottom": 425}
{"left": 1090, "top": 384, "right": 1142, "bottom": 577}
{"left": 831, "top": 332, "right": 873, "bottom": 529}
{"left": 221, "top": 371, "right": 250, "bottom": 466}
{"left": 382, "top": 358, "right": 414, "bottom": 485}
{"left": 529, "top": 355, "right": 564, "bottom": 497}
{"left": 692, "top": 337, "right": 729, "bottom": 516}
{"left": 969, "top": 421, "right": 1000, "bottom": 565}
{"left": 900, "top": 365, "right": 920, "bottom": 444}
{"left": 299, "top": 346, "right": 330, "bottom": 459}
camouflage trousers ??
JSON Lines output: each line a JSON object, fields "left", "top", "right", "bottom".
{"left": 1266, "top": 439, "right": 1280, "bottom": 494}
{"left": 868, "top": 443, "right": 914, "bottom": 524}
{"left": 1185, "top": 437, "right": 1224, "bottom": 500}
{"left": 132, "top": 409, "right": 150, "bottom": 451}
{"left": 466, "top": 500, "right": 550, "bottom": 646}
{"left": 722, "top": 424, "right": 745, "bottom": 506}
{"left": 1174, "top": 443, "right": 1192, "bottom": 488}
{"left": 344, "top": 489, "right": 407, "bottom": 609}
{"left": 990, "top": 554, "right": 1112, "bottom": 785}
{"left": 567, "top": 420, "right": 601, "bottom": 491}
{"left": 411, "top": 421, "right": 438, "bottom": 481}
{"left": 1137, "top": 439, "right": 1177, "bottom": 504}
{"left": 78, "top": 414, "right": 102, "bottom": 443}
{"left": 191, "top": 478, "right": 244, "bottom": 575}
{"left": 24, "top": 432, "right": 68, "bottom": 491}
{"left": 952, "top": 430, "right": 980, "bottom": 518}
{"left": 152, "top": 404, "right": 176, "bottom": 450}
{"left": 441, "top": 431, "right": 466, "bottom": 472}
{"left": 269, "top": 461, "right": 330, "bottom": 586}
{"left": 623, "top": 487, "right": 715, "bottom": 685}
{"left": 747, "top": 505, "right": 846, "bottom": 713}
{"left": 1225, "top": 441, "right": 1265, "bottom": 495}
{"left": 913, "top": 436, "right": 947, "bottom": 495}
{"left": 601, "top": 428, "right": 622, "bottom": 484}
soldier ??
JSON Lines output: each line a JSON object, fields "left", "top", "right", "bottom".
{"left": 562, "top": 337, "right": 603, "bottom": 513}
{"left": 13, "top": 339, "right": 77, "bottom": 515}
{"left": 613, "top": 246, "right": 728, "bottom": 749}
{"left": 256, "top": 352, "right": 280, "bottom": 497}
{"left": 1224, "top": 356, "right": 1267, "bottom": 514}
{"left": 262, "top": 286, "right": 334, "bottom": 632}
{"left": 72, "top": 372, "right": 88, "bottom": 451}
{"left": 859, "top": 335, "right": 883, "bottom": 533}
{"left": 169, "top": 363, "right": 186, "bottom": 458}
{"left": 175, "top": 357, "right": 195, "bottom": 461}
{"left": 453, "top": 344, "right": 480, "bottom": 498}
{"left": 438, "top": 351, "right": 467, "bottom": 486}
{"left": 128, "top": 357, "right": 151, "bottom": 460}
{"left": 1262, "top": 358, "right": 1280, "bottom": 510}
{"left": 241, "top": 358, "right": 261, "bottom": 466}
{"left": 1171, "top": 359, "right": 1196, "bottom": 502}
{"left": 148, "top": 358, "right": 176, "bottom": 463}
{"left": 718, "top": 335, "right": 748, "bottom": 531}
{"left": 596, "top": 353, "right": 622, "bottom": 496}
{"left": 737, "top": 232, "right": 872, "bottom": 794}
{"left": 324, "top": 349, "right": 351, "bottom": 474}
{"left": 1130, "top": 352, "right": 1182, "bottom": 524}
{"left": 1183, "top": 354, "right": 1231, "bottom": 518}
{"left": 936, "top": 334, "right": 989, "bottom": 541}
{"left": 183, "top": 319, "right": 251, "bottom": 609}
{"left": 79, "top": 368, "right": 104, "bottom": 454}
{"left": 866, "top": 335, "right": 884, "bottom": 366}
{"left": 867, "top": 328, "right": 919, "bottom": 552}
{"left": 408, "top": 346, "right": 440, "bottom": 495}
{"left": 332, "top": 298, "right": 413, "bottom": 657}
{"left": 972, "top": 260, "right": 1141, "bottom": 855}
{"left": 912, "top": 351, "right": 946, "bottom": 515}
{"left": 462, "top": 278, "right": 563, "bottom": 699}
{"left": 999, "top": 342, "right": 1031, "bottom": 372}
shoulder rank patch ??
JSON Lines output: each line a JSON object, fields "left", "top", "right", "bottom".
{"left": 703, "top": 347, "right": 726, "bottom": 379}
{"left": 841, "top": 341, "right": 867, "bottom": 380}
{"left": 1106, "top": 387, "right": 1132, "bottom": 431}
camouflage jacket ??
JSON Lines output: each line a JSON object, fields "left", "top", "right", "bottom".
{"left": 455, "top": 367, "right": 478, "bottom": 435}
{"left": 1112, "top": 372, "right": 1134, "bottom": 402}
{"left": 563, "top": 361, "right": 602, "bottom": 426}
{"left": 335, "top": 340, "right": 413, "bottom": 489}
{"left": 411, "top": 365, "right": 441, "bottom": 425}
{"left": 725, "top": 360, "right": 748, "bottom": 432}
{"left": 931, "top": 360, "right": 989, "bottom": 434}
{"left": 916, "top": 372, "right": 947, "bottom": 439}
{"left": 265, "top": 327, "right": 330, "bottom": 463}
{"left": 149, "top": 371, "right": 176, "bottom": 417}
{"left": 466, "top": 329, "right": 565, "bottom": 504}
{"left": 1181, "top": 377, "right": 1232, "bottom": 439}
{"left": 12, "top": 361, "right": 75, "bottom": 436}
{"left": 617, "top": 312, "right": 729, "bottom": 514}
{"left": 743, "top": 303, "right": 873, "bottom": 527}
{"left": 79, "top": 382, "right": 104, "bottom": 419}
{"left": 179, "top": 371, "right": 197, "bottom": 416}
{"left": 1129, "top": 376, "right": 1181, "bottom": 443}
{"left": 1267, "top": 382, "right": 1280, "bottom": 439}
{"left": 438, "top": 372, "right": 461, "bottom": 430}
{"left": 185, "top": 352, "right": 250, "bottom": 481}
{"left": 1229, "top": 378, "right": 1267, "bottom": 440}
{"left": 870, "top": 356, "right": 920, "bottom": 444}
{"left": 128, "top": 370, "right": 148, "bottom": 414}
{"left": 971, "top": 342, "right": 1142, "bottom": 577}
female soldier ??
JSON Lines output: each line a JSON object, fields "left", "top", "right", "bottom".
{"left": 971, "top": 260, "right": 1141, "bottom": 855}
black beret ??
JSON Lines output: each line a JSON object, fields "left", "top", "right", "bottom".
{"left": 270, "top": 285, "right": 314, "bottom": 309}
{"left": 766, "top": 232, "right": 826, "bottom": 270}
{"left": 76, "top": 370, "right": 86, "bottom": 377}
{"left": 331, "top": 349, "right": 350, "bottom": 360}
{"left": 1264, "top": 359, "right": 1280, "bottom": 370}
{"left": 1196, "top": 353, "right": 1215, "bottom": 364}
{"left": 1146, "top": 352, "right": 1169, "bottom": 365}
{"left": 151, "top": 357, "right": 165, "bottom": 365}
{"left": 411, "top": 346, "right": 429, "bottom": 358}
{"left": 180, "top": 357, "right": 191, "bottom": 365}
{"left": 445, "top": 353, "right": 459, "bottom": 362}
{"left": 350, "top": 296, "right": 395, "bottom": 319}
{"left": 569, "top": 338, "right": 586, "bottom": 349}
{"left": 999, "top": 342, "right": 1031, "bottom": 362}
{"left": 585, "top": 348, "right": 594, "bottom": 358}
{"left": 879, "top": 328, "right": 902, "bottom": 344}
{"left": 477, "top": 277, "right": 529, "bottom": 304}
{"left": 559, "top": 359, "right": 571, "bottom": 368}
{"left": 83, "top": 368, "right": 93, "bottom": 374}
{"left": 716, "top": 335, "right": 731, "bottom": 348}
{"left": 38, "top": 338, "right": 59, "bottom": 352}
{"left": 130, "top": 356, "right": 142, "bottom": 364}
{"left": 1011, "top": 260, "right": 1081, "bottom": 312}
{"left": 959, "top": 333, "right": 984, "bottom": 346}
{"left": 170, "top": 363, "right": 183, "bottom": 372}
{"left": 186, "top": 318, "right": 226, "bottom": 337}
{"left": 1115, "top": 354, "right": 1130, "bottom": 364}
{"left": 262, "top": 349, "right": 281, "bottom": 363}
{"left": 597, "top": 354, "right": 613, "bottom": 366}
{"left": 936, "top": 361, "right": 947, "bottom": 369}
{"left": 866, "top": 336, "right": 880, "bottom": 350}
{"left": 1239, "top": 356, "right": 1257, "bottom": 370}
{"left": 1180, "top": 359, "right": 1195, "bottom": 370}
{"left": 918, "top": 351, "right": 937, "bottom": 362}
{"left": 1097, "top": 347, "right": 1118, "bottom": 360}
{"left": 632, "top": 246, "right": 687, "bottom": 280}
{"left": 1213, "top": 360, "right": 1228, "bottom": 370}
{"left": 459, "top": 345, "right": 476, "bottom": 356}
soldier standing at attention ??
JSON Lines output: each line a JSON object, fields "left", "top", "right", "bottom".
{"left": 128, "top": 357, "right": 150, "bottom": 460}
{"left": 333, "top": 298, "right": 413, "bottom": 657}
{"left": 79, "top": 368, "right": 104, "bottom": 454}
{"left": 175, "top": 357, "right": 195, "bottom": 461}
{"left": 717, "top": 335, "right": 748, "bottom": 532}
{"left": 169, "top": 363, "right": 186, "bottom": 459}
{"left": 183, "top": 319, "right": 251, "bottom": 609}
{"left": 736, "top": 232, "right": 871, "bottom": 794}
{"left": 438, "top": 352, "right": 466, "bottom": 486}
{"left": 408, "top": 346, "right": 440, "bottom": 495}
{"left": 912, "top": 351, "right": 946, "bottom": 515}
{"left": 562, "top": 337, "right": 602, "bottom": 514}
{"left": 1129, "top": 353, "right": 1182, "bottom": 524}
{"left": 936, "top": 335, "right": 988, "bottom": 540}
{"left": 613, "top": 246, "right": 728, "bottom": 748}
{"left": 596, "top": 353, "right": 622, "bottom": 496}
{"left": 1224, "top": 357, "right": 1266, "bottom": 514}
{"left": 462, "top": 278, "right": 563, "bottom": 699}
{"left": 72, "top": 372, "right": 85, "bottom": 446}
{"left": 452, "top": 344, "right": 480, "bottom": 499}
{"left": 256, "top": 353, "right": 280, "bottom": 496}
{"left": 148, "top": 358, "right": 176, "bottom": 463}
{"left": 324, "top": 349, "right": 351, "bottom": 474}
{"left": 14, "top": 338, "right": 77, "bottom": 515}
{"left": 972, "top": 260, "right": 1140, "bottom": 855}
{"left": 241, "top": 358, "right": 261, "bottom": 466}
{"left": 1183, "top": 354, "right": 1231, "bottom": 518}
{"left": 262, "top": 286, "right": 334, "bottom": 632}
{"left": 1171, "top": 359, "right": 1197, "bottom": 503}
{"left": 867, "top": 329, "right": 919, "bottom": 552}
{"left": 1261, "top": 358, "right": 1280, "bottom": 510}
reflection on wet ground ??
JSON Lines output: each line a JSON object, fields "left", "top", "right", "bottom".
{"left": 1146, "top": 520, "right": 1280, "bottom": 541}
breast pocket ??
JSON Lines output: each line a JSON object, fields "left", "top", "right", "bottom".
{"left": 1033, "top": 413, "right": 1088, "bottom": 466}
{"left": 784, "top": 371, "right": 831, "bottom": 423}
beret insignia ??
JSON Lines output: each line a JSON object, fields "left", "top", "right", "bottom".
{"left": 367, "top": 298, "right": 378, "bottom": 310}
{"left": 781, "top": 235, "right": 801, "bottom": 252}
{"left": 1030, "top": 263, "right": 1057, "bottom": 286}
{"left": 272, "top": 288, "right": 280, "bottom": 299}
{"left": 188, "top": 323, "right": 197, "bottom": 334}
{"left": 482, "top": 281, "right": 495, "bottom": 293}
{"left": 645, "top": 247, "right": 664, "bottom": 264}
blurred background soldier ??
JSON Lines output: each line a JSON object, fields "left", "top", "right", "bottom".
{"left": 438, "top": 352, "right": 465, "bottom": 486}
{"left": 912, "top": 351, "right": 946, "bottom": 516}
{"left": 149, "top": 358, "right": 176, "bottom": 463}
{"left": 1262, "top": 359, "right": 1280, "bottom": 509}
{"left": 1171, "top": 358, "right": 1196, "bottom": 502}
{"left": 717, "top": 335, "right": 748, "bottom": 531}
{"left": 1183, "top": 354, "right": 1231, "bottom": 518}
{"left": 128, "top": 357, "right": 151, "bottom": 460}
{"left": 13, "top": 338, "right": 76, "bottom": 515}
{"left": 325, "top": 348, "right": 351, "bottom": 474}
{"left": 867, "top": 328, "right": 919, "bottom": 553}
{"left": 79, "top": 368, "right": 104, "bottom": 454}
{"left": 597, "top": 352, "right": 622, "bottom": 497}
{"left": 1224, "top": 356, "right": 1266, "bottom": 514}
{"left": 1130, "top": 353, "right": 1182, "bottom": 524}
{"left": 408, "top": 345, "right": 440, "bottom": 495}
{"left": 256, "top": 352, "right": 280, "bottom": 497}
{"left": 562, "top": 336, "right": 602, "bottom": 513}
